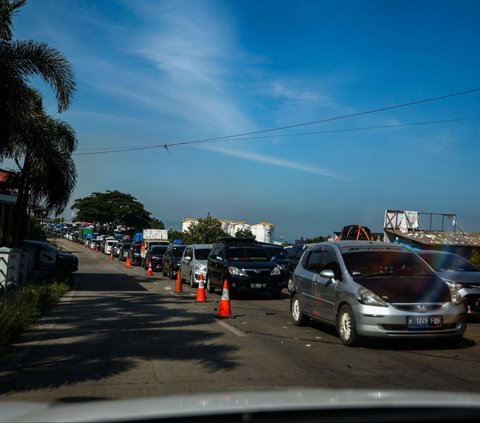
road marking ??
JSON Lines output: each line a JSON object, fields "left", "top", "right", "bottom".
{"left": 216, "top": 320, "right": 247, "bottom": 337}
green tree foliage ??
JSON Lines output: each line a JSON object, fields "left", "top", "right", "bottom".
{"left": 235, "top": 228, "right": 254, "bottom": 238}
{"left": 183, "top": 217, "right": 228, "bottom": 244}
{"left": 168, "top": 229, "right": 186, "bottom": 244}
{"left": 305, "top": 235, "right": 329, "bottom": 243}
{"left": 148, "top": 217, "right": 165, "bottom": 230}
{"left": 0, "top": 0, "right": 76, "bottom": 157}
{"left": 71, "top": 191, "right": 161, "bottom": 231}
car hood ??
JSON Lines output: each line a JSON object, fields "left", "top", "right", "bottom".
{"left": 435, "top": 270, "right": 480, "bottom": 286}
{"left": 355, "top": 275, "right": 451, "bottom": 303}
{"left": 2, "top": 389, "right": 480, "bottom": 422}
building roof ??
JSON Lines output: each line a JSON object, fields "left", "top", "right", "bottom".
{"left": 385, "top": 229, "right": 480, "bottom": 247}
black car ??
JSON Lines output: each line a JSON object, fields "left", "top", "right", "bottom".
{"left": 117, "top": 241, "right": 132, "bottom": 262}
{"left": 285, "top": 242, "right": 309, "bottom": 292}
{"left": 206, "top": 237, "right": 283, "bottom": 298}
{"left": 259, "top": 243, "right": 289, "bottom": 287}
{"left": 143, "top": 245, "right": 168, "bottom": 270}
{"left": 23, "top": 240, "right": 78, "bottom": 273}
{"left": 128, "top": 243, "right": 143, "bottom": 266}
{"left": 162, "top": 245, "right": 186, "bottom": 279}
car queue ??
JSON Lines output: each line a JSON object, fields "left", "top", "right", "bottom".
{"left": 62, "top": 231, "right": 479, "bottom": 347}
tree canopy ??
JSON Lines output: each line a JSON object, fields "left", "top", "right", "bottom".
{"left": 235, "top": 228, "right": 254, "bottom": 238}
{"left": 71, "top": 191, "right": 164, "bottom": 231}
{"left": 183, "top": 217, "right": 228, "bottom": 244}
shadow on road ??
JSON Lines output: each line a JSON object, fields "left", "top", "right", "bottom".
{"left": 0, "top": 272, "right": 240, "bottom": 396}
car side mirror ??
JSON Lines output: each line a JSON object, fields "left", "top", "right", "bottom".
{"left": 320, "top": 269, "right": 335, "bottom": 280}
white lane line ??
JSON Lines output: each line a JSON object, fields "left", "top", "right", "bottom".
{"left": 216, "top": 319, "right": 247, "bottom": 337}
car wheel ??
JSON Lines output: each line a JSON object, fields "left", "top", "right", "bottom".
{"left": 291, "top": 294, "right": 307, "bottom": 326}
{"left": 206, "top": 275, "right": 215, "bottom": 293}
{"left": 287, "top": 277, "right": 294, "bottom": 294}
{"left": 337, "top": 305, "right": 361, "bottom": 347}
{"left": 170, "top": 267, "right": 175, "bottom": 280}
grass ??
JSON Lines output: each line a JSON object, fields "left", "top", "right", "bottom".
{"left": 0, "top": 276, "right": 70, "bottom": 354}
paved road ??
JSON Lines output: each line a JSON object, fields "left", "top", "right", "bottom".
{"left": 1, "top": 239, "right": 480, "bottom": 403}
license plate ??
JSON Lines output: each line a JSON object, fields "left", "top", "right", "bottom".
{"left": 251, "top": 283, "right": 265, "bottom": 289}
{"left": 407, "top": 315, "right": 442, "bottom": 329}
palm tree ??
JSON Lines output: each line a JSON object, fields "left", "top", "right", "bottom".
{"left": 0, "top": 0, "right": 76, "bottom": 157}
{"left": 11, "top": 89, "right": 77, "bottom": 245}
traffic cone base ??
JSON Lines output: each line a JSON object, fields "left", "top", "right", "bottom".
{"left": 147, "top": 260, "right": 153, "bottom": 276}
{"left": 174, "top": 269, "right": 183, "bottom": 293}
{"left": 195, "top": 273, "right": 207, "bottom": 303}
{"left": 217, "top": 279, "right": 232, "bottom": 318}
{"left": 125, "top": 256, "right": 131, "bottom": 268}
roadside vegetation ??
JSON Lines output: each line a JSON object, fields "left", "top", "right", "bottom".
{"left": 0, "top": 272, "right": 70, "bottom": 355}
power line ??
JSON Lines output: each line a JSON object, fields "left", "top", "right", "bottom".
{"left": 74, "top": 88, "right": 480, "bottom": 156}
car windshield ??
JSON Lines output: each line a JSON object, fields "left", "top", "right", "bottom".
{"left": 420, "top": 252, "right": 479, "bottom": 272}
{"left": 227, "top": 247, "right": 270, "bottom": 261}
{"left": 172, "top": 247, "right": 186, "bottom": 257}
{"left": 264, "top": 247, "right": 288, "bottom": 259}
{"left": 195, "top": 248, "right": 211, "bottom": 260}
{"left": 342, "top": 250, "right": 434, "bottom": 278}
{"left": 151, "top": 246, "right": 167, "bottom": 254}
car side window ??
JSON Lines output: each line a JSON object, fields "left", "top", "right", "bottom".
{"left": 320, "top": 251, "right": 340, "bottom": 277}
{"left": 295, "top": 246, "right": 305, "bottom": 259}
{"left": 185, "top": 247, "right": 192, "bottom": 259}
{"left": 304, "top": 249, "right": 323, "bottom": 273}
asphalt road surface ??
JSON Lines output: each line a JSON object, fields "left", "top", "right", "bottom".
{"left": 1, "top": 238, "right": 480, "bottom": 403}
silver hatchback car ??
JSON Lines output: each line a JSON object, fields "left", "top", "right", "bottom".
{"left": 290, "top": 241, "right": 466, "bottom": 346}
{"left": 180, "top": 244, "right": 213, "bottom": 287}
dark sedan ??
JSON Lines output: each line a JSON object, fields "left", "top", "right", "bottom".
{"left": 143, "top": 245, "right": 168, "bottom": 271}
{"left": 417, "top": 250, "right": 480, "bottom": 317}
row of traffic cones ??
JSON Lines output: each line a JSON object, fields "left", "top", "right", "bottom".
{"left": 174, "top": 270, "right": 232, "bottom": 318}
{"left": 109, "top": 253, "right": 232, "bottom": 318}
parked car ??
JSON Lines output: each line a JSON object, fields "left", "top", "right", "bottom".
{"left": 128, "top": 243, "right": 143, "bottom": 266}
{"left": 23, "top": 240, "right": 78, "bottom": 273}
{"left": 206, "top": 237, "right": 284, "bottom": 298}
{"left": 143, "top": 244, "right": 168, "bottom": 271}
{"left": 259, "top": 242, "right": 289, "bottom": 288}
{"left": 416, "top": 250, "right": 480, "bottom": 317}
{"left": 162, "top": 245, "right": 186, "bottom": 279}
{"left": 117, "top": 241, "right": 132, "bottom": 262}
{"left": 290, "top": 241, "right": 466, "bottom": 346}
{"left": 285, "top": 242, "right": 310, "bottom": 293}
{"left": 180, "top": 244, "right": 213, "bottom": 287}
{"left": 103, "top": 238, "right": 118, "bottom": 255}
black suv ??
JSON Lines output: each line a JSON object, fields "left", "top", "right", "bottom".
{"left": 206, "top": 238, "right": 283, "bottom": 298}
{"left": 162, "top": 245, "right": 186, "bottom": 279}
{"left": 143, "top": 245, "right": 168, "bottom": 270}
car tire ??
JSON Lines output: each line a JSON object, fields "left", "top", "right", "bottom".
{"left": 337, "top": 305, "right": 361, "bottom": 347}
{"left": 170, "top": 267, "right": 175, "bottom": 279}
{"left": 291, "top": 294, "right": 307, "bottom": 326}
{"left": 206, "top": 275, "right": 215, "bottom": 293}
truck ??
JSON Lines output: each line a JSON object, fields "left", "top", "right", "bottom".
{"left": 140, "top": 229, "right": 169, "bottom": 260}
{"left": 78, "top": 227, "right": 94, "bottom": 242}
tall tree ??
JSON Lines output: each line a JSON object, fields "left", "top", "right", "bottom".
{"left": 72, "top": 191, "right": 160, "bottom": 231}
{"left": 0, "top": 0, "right": 75, "bottom": 157}
{"left": 183, "top": 217, "right": 228, "bottom": 244}
{"left": 11, "top": 89, "right": 77, "bottom": 245}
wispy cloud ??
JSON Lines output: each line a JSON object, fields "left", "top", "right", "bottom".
{"left": 199, "top": 144, "right": 347, "bottom": 180}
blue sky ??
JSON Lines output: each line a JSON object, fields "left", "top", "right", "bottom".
{"left": 10, "top": 0, "right": 480, "bottom": 241}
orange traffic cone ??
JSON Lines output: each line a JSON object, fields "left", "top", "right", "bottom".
{"left": 109, "top": 250, "right": 114, "bottom": 261}
{"left": 195, "top": 273, "right": 207, "bottom": 303}
{"left": 125, "top": 255, "right": 131, "bottom": 269}
{"left": 147, "top": 260, "right": 153, "bottom": 276}
{"left": 217, "top": 279, "right": 232, "bottom": 318}
{"left": 174, "top": 269, "right": 183, "bottom": 293}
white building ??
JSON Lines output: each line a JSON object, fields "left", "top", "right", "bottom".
{"left": 182, "top": 218, "right": 275, "bottom": 243}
